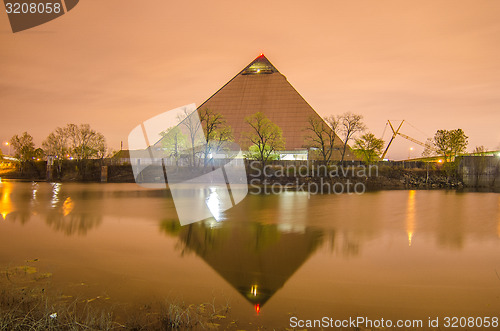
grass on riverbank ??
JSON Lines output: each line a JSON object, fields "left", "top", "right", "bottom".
{"left": 0, "top": 285, "right": 115, "bottom": 330}
{"left": 0, "top": 285, "right": 232, "bottom": 330}
{"left": 0, "top": 265, "right": 232, "bottom": 330}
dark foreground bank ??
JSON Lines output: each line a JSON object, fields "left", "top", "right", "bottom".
{"left": 0, "top": 267, "right": 233, "bottom": 330}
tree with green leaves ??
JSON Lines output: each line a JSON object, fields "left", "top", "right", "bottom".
{"left": 339, "top": 112, "right": 366, "bottom": 162}
{"left": 304, "top": 115, "right": 339, "bottom": 163}
{"left": 432, "top": 128, "right": 468, "bottom": 179}
{"left": 245, "top": 144, "right": 281, "bottom": 161}
{"left": 10, "top": 132, "right": 35, "bottom": 161}
{"left": 243, "top": 112, "right": 285, "bottom": 163}
{"left": 432, "top": 129, "right": 468, "bottom": 163}
{"left": 199, "top": 108, "right": 233, "bottom": 165}
{"left": 353, "top": 133, "right": 384, "bottom": 163}
{"left": 10, "top": 132, "right": 36, "bottom": 174}
{"left": 160, "top": 126, "right": 187, "bottom": 167}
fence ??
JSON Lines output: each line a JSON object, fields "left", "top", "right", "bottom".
{"left": 459, "top": 156, "right": 500, "bottom": 188}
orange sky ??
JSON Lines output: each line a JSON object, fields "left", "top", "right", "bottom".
{"left": 1, "top": 0, "right": 499, "bottom": 159}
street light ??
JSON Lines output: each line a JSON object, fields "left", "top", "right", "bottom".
{"left": 408, "top": 147, "right": 414, "bottom": 160}
{"left": 3, "top": 142, "right": 10, "bottom": 156}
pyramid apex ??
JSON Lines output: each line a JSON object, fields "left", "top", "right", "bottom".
{"left": 242, "top": 54, "right": 278, "bottom": 75}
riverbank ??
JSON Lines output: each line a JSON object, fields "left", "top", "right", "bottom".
{"left": 0, "top": 159, "right": 473, "bottom": 190}
{"left": 246, "top": 164, "right": 464, "bottom": 191}
{"left": 0, "top": 160, "right": 484, "bottom": 192}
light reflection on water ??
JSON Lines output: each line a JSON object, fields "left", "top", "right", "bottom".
{"left": 406, "top": 190, "right": 416, "bottom": 246}
{"left": 0, "top": 181, "right": 499, "bottom": 327}
{"left": 0, "top": 181, "right": 13, "bottom": 220}
{"left": 498, "top": 196, "right": 500, "bottom": 238}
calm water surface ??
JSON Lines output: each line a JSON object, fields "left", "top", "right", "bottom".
{"left": 0, "top": 181, "right": 499, "bottom": 328}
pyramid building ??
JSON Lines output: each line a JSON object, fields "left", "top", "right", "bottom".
{"left": 176, "top": 219, "right": 323, "bottom": 311}
{"left": 196, "top": 54, "right": 354, "bottom": 160}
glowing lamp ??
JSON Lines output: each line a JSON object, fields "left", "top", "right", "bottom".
{"left": 254, "top": 304, "right": 260, "bottom": 314}
{"left": 251, "top": 285, "right": 258, "bottom": 296}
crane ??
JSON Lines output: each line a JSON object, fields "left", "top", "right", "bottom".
{"left": 380, "top": 120, "right": 434, "bottom": 159}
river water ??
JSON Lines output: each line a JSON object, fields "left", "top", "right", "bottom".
{"left": 0, "top": 181, "right": 499, "bottom": 328}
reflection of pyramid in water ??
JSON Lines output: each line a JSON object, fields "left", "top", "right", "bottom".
{"left": 178, "top": 220, "right": 323, "bottom": 310}
{"left": 197, "top": 54, "right": 346, "bottom": 154}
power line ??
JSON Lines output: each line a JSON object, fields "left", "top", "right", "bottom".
{"left": 405, "top": 121, "right": 431, "bottom": 138}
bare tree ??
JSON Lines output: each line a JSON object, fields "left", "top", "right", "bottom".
{"left": 43, "top": 127, "right": 68, "bottom": 175}
{"left": 42, "top": 124, "right": 107, "bottom": 178}
{"left": 178, "top": 109, "right": 203, "bottom": 167}
{"left": 421, "top": 138, "right": 436, "bottom": 158}
{"left": 304, "top": 115, "right": 339, "bottom": 163}
{"left": 472, "top": 145, "right": 486, "bottom": 155}
{"left": 66, "top": 124, "right": 107, "bottom": 160}
{"left": 243, "top": 112, "right": 285, "bottom": 163}
{"left": 339, "top": 112, "right": 366, "bottom": 162}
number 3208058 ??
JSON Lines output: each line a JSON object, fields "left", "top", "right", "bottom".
{"left": 443, "top": 317, "right": 498, "bottom": 328}
{"left": 5, "top": 2, "right": 62, "bottom": 14}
